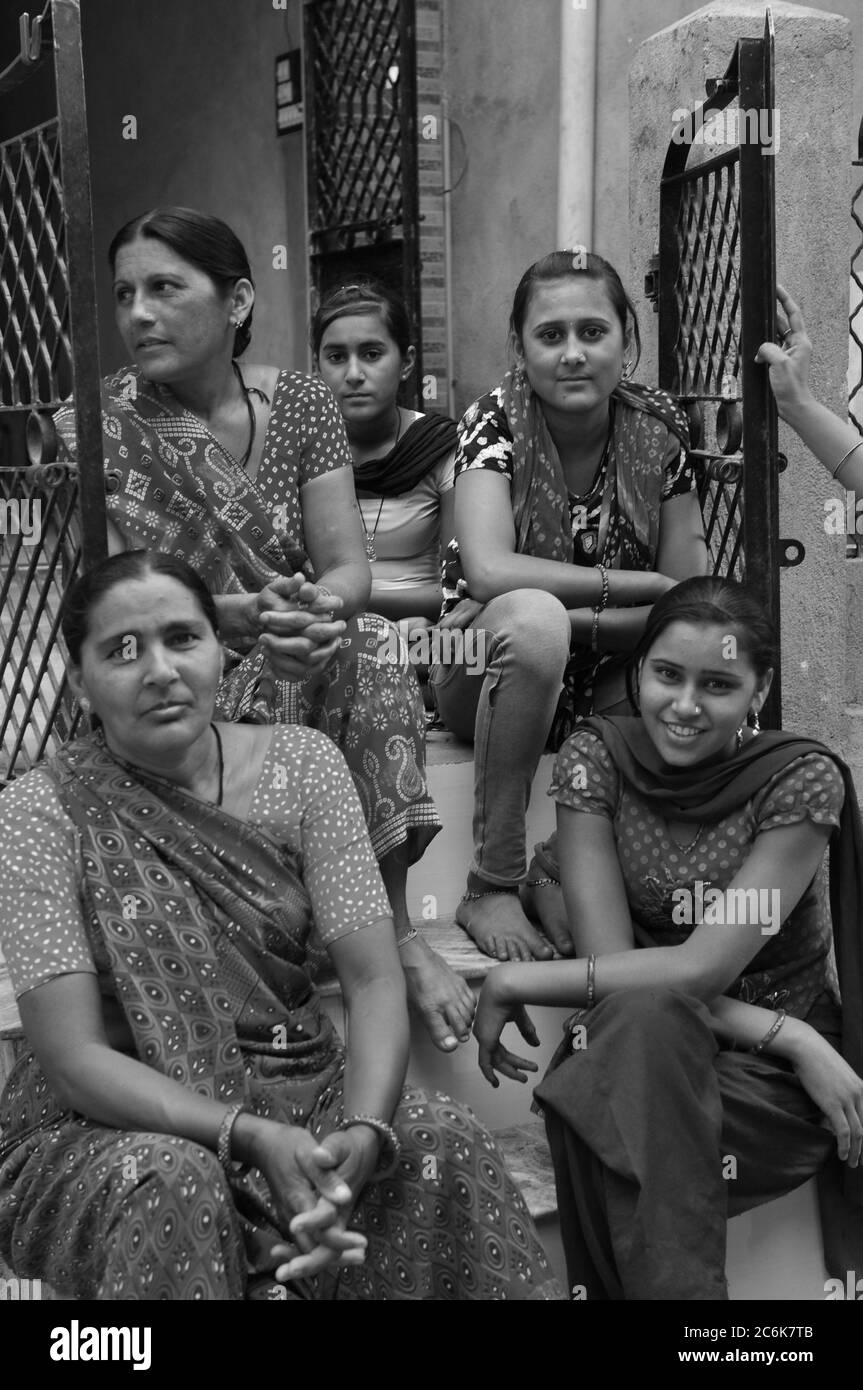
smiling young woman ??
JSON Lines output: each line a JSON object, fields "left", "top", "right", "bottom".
{"left": 471, "top": 575, "right": 863, "bottom": 1299}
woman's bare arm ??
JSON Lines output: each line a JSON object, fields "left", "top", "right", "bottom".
{"left": 301, "top": 469, "right": 372, "bottom": 619}
{"left": 455, "top": 470, "right": 676, "bottom": 608}
{"left": 329, "top": 920, "right": 409, "bottom": 1123}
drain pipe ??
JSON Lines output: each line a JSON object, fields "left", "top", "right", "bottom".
{"left": 557, "top": 0, "right": 598, "bottom": 250}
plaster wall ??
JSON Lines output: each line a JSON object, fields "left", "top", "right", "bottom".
{"left": 629, "top": 2, "right": 852, "bottom": 747}
{"left": 79, "top": 0, "right": 308, "bottom": 375}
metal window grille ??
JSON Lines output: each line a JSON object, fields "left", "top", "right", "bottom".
{"left": 303, "top": 0, "right": 421, "bottom": 398}
{"left": 651, "top": 10, "right": 790, "bottom": 727}
{"left": 0, "top": 0, "right": 106, "bottom": 783}
{"left": 851, "top": 115, "right": 863, "bottom": 439}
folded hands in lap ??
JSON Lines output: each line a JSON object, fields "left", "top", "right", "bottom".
{"left": 255, "top": 574, "right": 346, "bottom": 681}
{"left": 251, "top": 1119, "right": 378, "bottom": 1282}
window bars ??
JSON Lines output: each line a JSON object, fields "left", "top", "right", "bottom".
{"left": 654, "top": 10, "right": 788, "bottom": 727}
{"left": 0, "top": 0, "right": 105, "bottom": 782}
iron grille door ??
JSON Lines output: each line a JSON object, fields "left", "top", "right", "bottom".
{"left": 655, "top": 11, "right": 784, "bottom": 726}
{"left": 303, "top": 0, "right": 421, "bottom": 400}
{"left": 0, "top": 0, "right": 105, "bottom": 781}
{"left": 851, "top": 113, "right": 863, "bottom": 439}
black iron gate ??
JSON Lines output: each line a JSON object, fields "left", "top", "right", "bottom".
{"left": 303, "top": 0, "right": 421, "bottom": 401}
{"left": 0, "top": 0, "right": 106, "bottom": 782}
{"left": 650, "top": 10, "right": 794, "bottom": 729}
{"left": 851, "top": 114, "right": 863, "bottom": 439}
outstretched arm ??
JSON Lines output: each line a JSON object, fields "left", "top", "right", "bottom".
{"left": 756, "top": 285, "right": 863, "bottom": 491}
{"left": 475, "top": 813, "right": 832, "bottom": 1079}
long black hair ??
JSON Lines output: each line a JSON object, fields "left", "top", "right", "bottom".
{"left": 626, "top": 575, "right": 778, "bottom": 712}
{"left": 109, "top": 206, "right": 255, "bottom": 357}
{"left": 63, "top": 550, "right": 219, "bottom": 666}
{"left": 509, "top": 249, "right": 641, "bottom": 372}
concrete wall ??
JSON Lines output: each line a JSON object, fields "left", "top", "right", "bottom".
{"left": 629, "top": 1, "right": 852, "bottom": 748}
{"left": 595, "top": 0, "right": 863, "bottom": 293}
{"left": 441, "top": 0, "right": 863, "bottom": 416}
{"left": 443, "top": 0, "right": 561, "bottom": 414}
{"left": 80, "top": 0, "right": 308, "bottom": 374}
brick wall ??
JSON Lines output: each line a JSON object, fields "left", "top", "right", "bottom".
{"left": 415, "top": 0, "right": 449, "bottom": 415}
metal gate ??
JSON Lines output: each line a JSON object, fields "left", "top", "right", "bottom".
{"left": 851, "top": 113, "right": 863, "bottom": 439}
{"left": 0, "top": 0, "right": 106, "bottom": 783}
{"left": 649, "top": 10, "right": 794, "bottom": 729}
{"left": 303, "top": 0, "right": 421, "bottom": 402}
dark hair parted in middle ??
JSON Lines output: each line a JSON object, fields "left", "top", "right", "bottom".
{"left": 625, "top": 575, "right": 779, "bottom": 712}
{"left": 108, "top": 207, "right": 255, "bottom": 357}
{"left": 62, "top": 550, "right": 220, "bottom": 667}
{"left": 509, "top": 250, "right": 642, "bottom": 373}
{"left": 311, "top": 278, "right": 413, "bottom": 360}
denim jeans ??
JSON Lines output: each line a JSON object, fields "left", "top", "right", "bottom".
{"left": 429, "top": 588, "right": 570, "bottom": 888}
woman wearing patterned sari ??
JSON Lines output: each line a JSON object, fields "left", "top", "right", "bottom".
{"left": 430, "top": 251, "right": 708, "bottom": 963}
{"left": 0, "top": 552, "right": 561, "bottom": 1301}
{"left": 53, "top": 206, "right": 474, "bottom": 1055}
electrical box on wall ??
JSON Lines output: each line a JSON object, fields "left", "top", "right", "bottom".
{"left": 275, "top": 49, "right": 302, "bottom": 133}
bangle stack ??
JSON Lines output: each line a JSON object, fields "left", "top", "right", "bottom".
{"left": 338, "top": 1113, "right": 402, "bottom": 1176}
{"left": 751, "top": 1009, "right": 787, "bottom": 1055}
{"left": 591, "top": 562, "right": 610, "bottom": 653}
{"left": 830, "top": 439, "right": 863, "bottom": 481}
{"left": 217, "top": 1101, "right": 245, "bottom": 1175}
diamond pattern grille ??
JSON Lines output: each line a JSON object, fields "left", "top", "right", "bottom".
{"left": 308, "top": 0, "right": 405, "bottom": 239}
{"left": 850, "top": 168, "right": 863, "bottom": 437}
{"left": 0, "top": 465, "right": 82, "bottom": 782}
{"left": 0, "top": 120, "right": 71, "bottom": 411}
{"left": 671, "top": 148, "right": 744, "bottom": 580}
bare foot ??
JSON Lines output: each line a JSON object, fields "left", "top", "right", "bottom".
{"left": 520, "top": 881, "right": 574, "bottom": 956}
{"left": 400, "top": 933, "right": 477, "bottom": 1051}
{"left": 456, "top": 893, "right": 554, "bottom": 962}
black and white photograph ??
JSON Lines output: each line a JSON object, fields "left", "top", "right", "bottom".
{"left": 1, "top": 0, "right": 863, "bottom": 1351}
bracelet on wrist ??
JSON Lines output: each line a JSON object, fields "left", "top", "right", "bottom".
{"left": 397, "top": 925, "right": 420, "bottom": 948}
{"left": 751, "top": 1009, "right": 787, "bottom": 1055}
{"left": 217, "top": 1102, "right": 245, "bottom": 1174}
{"left": 830, "top": 439, "right": 863, "bottom": 481}
{"left": 338, "top": 1113, "right": 402, "bottom": 1176}
{"left": 586, "top": 953, "right": 597, "bottom": 1008}
{"left": 596, "top": 562, "right": 610, "bottom": 613}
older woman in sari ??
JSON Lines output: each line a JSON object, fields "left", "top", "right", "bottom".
{"left": 0, "top": 552, "right": 561, "bottom": 1301}
{"left": 52, "top": 206, "right": 474, "bottom": 1054}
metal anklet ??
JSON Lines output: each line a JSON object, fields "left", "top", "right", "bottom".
{"left": 525, "top": 877, "right": 560, "bottom": 889}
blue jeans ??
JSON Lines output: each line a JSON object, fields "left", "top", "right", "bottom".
{"left": 429, "top": 589, "right": 570, "bottom": 888}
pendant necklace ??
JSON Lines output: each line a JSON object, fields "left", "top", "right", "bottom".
{"left": 211, "top": 723, "right": 225, "bottom": 806}
{"left": 365, "top": 497, "right": 385, "bottom": 561}
{"left": 363, "top": 408, "right": 402, "bottom": 561}
{"left": 232, "top": 361, "right": 271, "bottom": 471}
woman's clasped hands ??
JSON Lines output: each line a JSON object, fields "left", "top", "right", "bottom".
{"left": 247, "top": 1116, "right": 379, "bottom": 1282}
{"left": 253, "top": 573, "right": 347, "bottom": 681}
